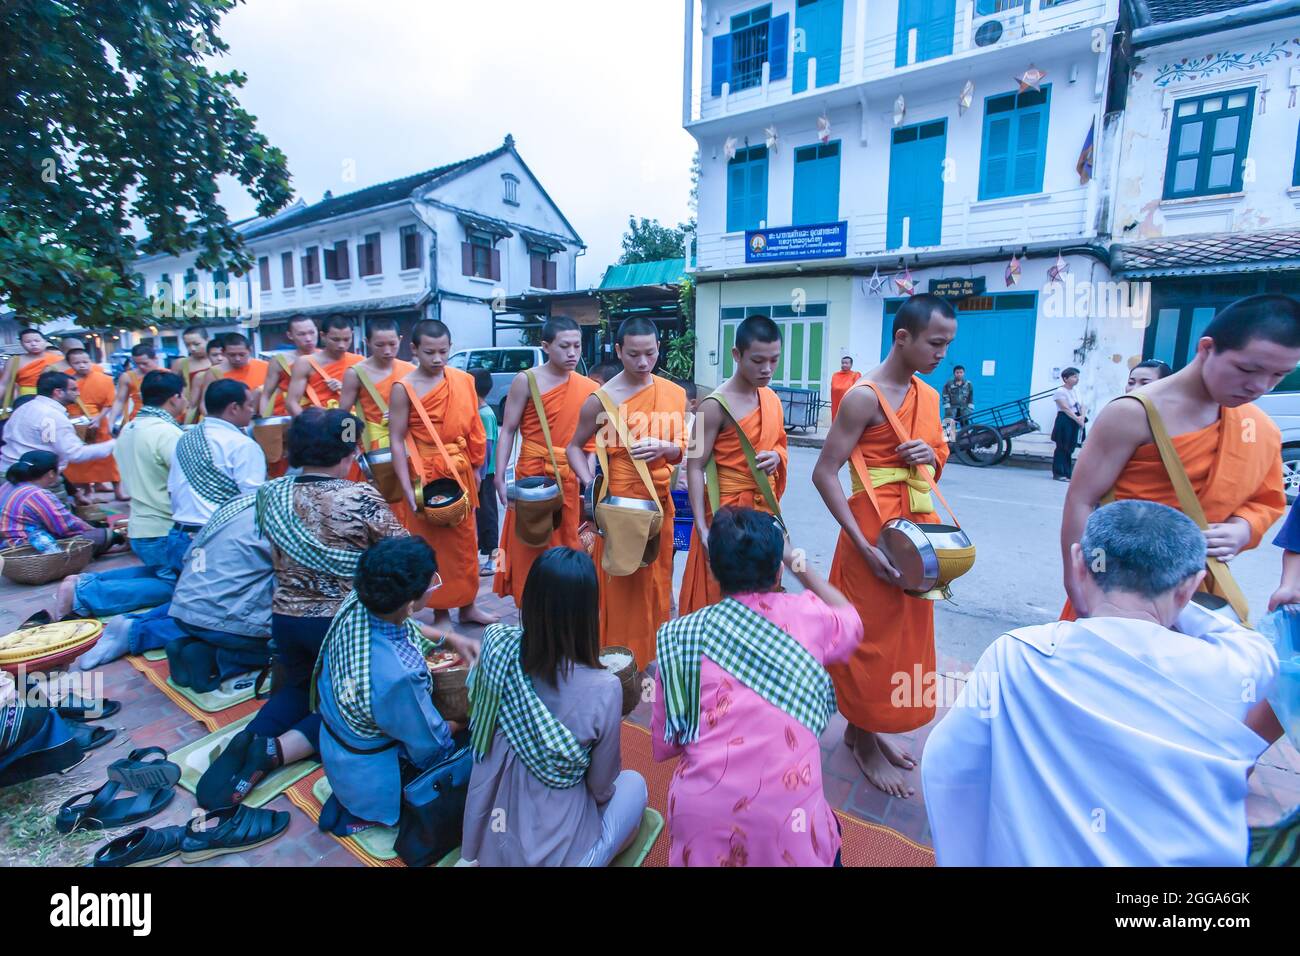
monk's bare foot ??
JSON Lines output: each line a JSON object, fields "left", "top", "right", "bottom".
{"left": 457, "top": 603, "right": 499, "bottom": 627}
{"left": 850, "top": 732, "right": 915, "bottom": 798}
{"left": 876, "top": 734, "right": 916, "bottom": 770}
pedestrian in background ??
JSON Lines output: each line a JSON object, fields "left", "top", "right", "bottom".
{"left": 1051, "top": 367, "right": 1086, "bottom": 482}
{"left": 474, "top": 368, "right": 499, "bottom": 575}
{"left": 941, "top": 365, "right": 974, "bottom": 424}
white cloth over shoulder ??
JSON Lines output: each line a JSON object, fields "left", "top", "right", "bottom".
{"left": 167, "top": 417, "right": 266, "bottom": 526}
{"left": 922, "top": 602, "right": 1278, "bottom": 866}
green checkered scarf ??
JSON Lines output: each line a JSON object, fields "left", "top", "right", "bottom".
{"left": 175, "top": 420, "right": 242, "bottom": 506}
{"left": 254, "top": 476, "right": 362, "bottom": 577}
{"left": 468, "top": 623, "right": 591, "bottom": 789}
{"left": 657, "top": 597, "right": 836, "bottom": 746}
{"left": 193, "top": 494, "right": 255, "bottom": 548}
{"left": 311, "top": 591, "right": 437, "bottom": 738}
{"left": 136, "top": 406, "right": 181, "bottom": 428}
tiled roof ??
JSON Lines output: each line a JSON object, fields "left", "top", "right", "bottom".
{"left": 1111, "top": 230, "right": 1300, "bottom": 277}
{"left": 241, "top": 145, "right": 510, "bottom": 240}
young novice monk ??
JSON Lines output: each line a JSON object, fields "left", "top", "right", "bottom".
{"left": 2, "top": 328, "right": 64, "bottom": 405}
{"left": 191, "top": 333, "right": 268, "bottom": 419}
{"left": 338, "top": 317, "right": 414, "bottom": 485}
{"left": 492, "top": 316, "right": 598, "bottom": 606}
{"left": 62, "top": 348, "right": 121, "bottom": 502}
{"left": 566, "top": 317, "right": 687, "bottom": 669}
{"left": 389, "top": 320, "right": 498, "bottom": 629}
{"left": 813, "top": 293, "right": 957, "bottom": 797}
{"left": 286, "top": 315, "right": 362, "bottom": 415}
{"left": 679, "top": 314, "right": 787, "bottom": 615}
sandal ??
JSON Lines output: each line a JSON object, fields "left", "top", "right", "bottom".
{"left": 56, "top": 780, "right": 174, "bottom": 833}
{"left": 55, "top": 697, "right": 121, "bottom": 722}
{"left": 107, "top": 747, "right": 180, "bottom": 793}
{"left": 180, "top": 805, "right": 289, "bottom": 863}
{"left": 68, "top": 722, "right": 117, "bottom": 752}
{"left": 91, "top": 825, "right": 185, "bottom": 867}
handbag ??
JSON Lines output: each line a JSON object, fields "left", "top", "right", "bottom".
{"left": 400, "top": 380, "right": 472, "bottom": 528}
{"left": 592, "top": 389, "right": 664, "bottom": 577}
{"left": 394, "top": 743, "right": 473, "bottom": 868}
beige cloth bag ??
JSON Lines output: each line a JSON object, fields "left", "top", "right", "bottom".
{"left": 593, "top": 389, "right": 664, "bottom": 577}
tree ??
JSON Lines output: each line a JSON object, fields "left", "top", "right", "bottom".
{"left": 0, "top": 0, "right": 292, "bottom": 328}
{"left": 618, "top": 216, "right": 695, "bottom": 265}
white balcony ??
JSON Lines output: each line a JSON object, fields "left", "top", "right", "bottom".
{"left": 690, "top": 184, "right": 1095, "bottom": 273}
{"left": 685, "top": 0, "right": 1115, "bottom": 127}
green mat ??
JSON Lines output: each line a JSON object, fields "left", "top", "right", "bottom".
{"left": 312, "top": 776, "right": 399, "bottom": 861}
{"left": 435, "top": 807, "right": 664, "bottom": 867}
{"left": 1250, "top": 805, "right": 1300, "bottom": 867}
{"left": 165, "top": 670, "right": 259, "bottom": 713}
{"left": 173, "top": 712, "right": 319, "bottom": 809}
{"left": 143, "top": 648, "right": 167, "bottom": 662}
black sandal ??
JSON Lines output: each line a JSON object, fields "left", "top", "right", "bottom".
{"left": 91, "top": 826, "right": 185, "bottom": 867}
{"left": 107, "top": 747, "right": 180, "bottom": 793}
{"left": 180, "top": 805, "right": 289, "bottom": 863}
{"left": 56, "top": 780, "right": 175, "bottom": 834}
{"left": 68, "top": 722, "right": 117, "bottom": 752}
{"left": 55, "top": 697, "right": 121, "bottom": 722}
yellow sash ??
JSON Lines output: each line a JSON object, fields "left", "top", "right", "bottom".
{"left": 850, "top": 465, "right": 935, "bottom": 514}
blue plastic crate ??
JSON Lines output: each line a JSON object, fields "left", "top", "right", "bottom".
{"left": 672, "top": 517, "right": 693, "bottom": 552}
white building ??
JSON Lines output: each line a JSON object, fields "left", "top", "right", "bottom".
{"left": 132, "top": 135, "right": 584, "bottom": 358}
{"left": 684, "top": 0, "right": 1122, "bottom": 426}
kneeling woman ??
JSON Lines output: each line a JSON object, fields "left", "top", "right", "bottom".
{"left": 653, "top": 506, "right": 864, "bottom": 866}
{"left": 315, "top": 536, "right": 480, "bottom": 830}
{"left": 462, "top": 547, "right": 647, "bottom": 866}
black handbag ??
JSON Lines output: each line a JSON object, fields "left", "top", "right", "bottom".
{"left": 394, "top": 743, "right": 473, "bottom": 867}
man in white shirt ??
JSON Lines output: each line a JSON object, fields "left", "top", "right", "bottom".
{"left": 0, "top": 371, "right": 116, "bottom": 472}
{"left": 168, "top": 378, "right": 265, "bottom": 529}
{"left": 922, "top": 499, "right": 1279, "bottom": 866}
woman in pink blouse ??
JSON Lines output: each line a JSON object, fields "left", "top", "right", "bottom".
{"left": 652, "top": 506, "right": 864, "bottom": 866}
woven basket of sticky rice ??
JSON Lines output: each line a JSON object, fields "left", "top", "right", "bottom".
{"left": 0, "top": 619, "right": 103, "bottom": 674}
{"left": 427, "top": 650, "right": 469, "bottom": 724}
{"left": 599, "top": 646, "right": 639, "bottom": 716}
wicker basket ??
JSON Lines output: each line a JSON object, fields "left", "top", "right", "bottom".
{"left": 0, "top": 537, "right": 95, "bottom": 586}
{"left": 429, "top": 655, "right": 470, "bottom": 724}
{"left": 0, "top": 619, "right": 104, "bottom": 674}
{"left": 600, "top": 645, "right": 640, "bottom": 716}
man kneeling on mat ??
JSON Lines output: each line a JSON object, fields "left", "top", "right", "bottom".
{"left": 314, "top": 537, "right": 480, "bottom": 833}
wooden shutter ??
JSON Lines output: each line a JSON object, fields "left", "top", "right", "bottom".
{"left": 545, "top": 260, "right": 557, "bottom": 290}
{"left": 727, "top": 156, "right": 749, "bottom": 232}
{"left": 462, "top": 242, "right": 474, "bottom": 277}
{"left": 490, "top": 249, "right": 502, "bottom": 282}
{"left": 370, "top": 234, "right": 382, "bottom": 274}
{"left": 748, "top": 149, "right": 768, "bottom": 229}
{"left": 530, "top": 254, "right": 544, "bottom": 287}
{"left": 282, "top": 252, "right": 294, "bottom": 288}
{"left": 1011, "top": 108, "right": 1045, "bottom": 194}
{"left": 767, "top": 13, "right": 789, "bottom": 80}
{"left": 258, "top": 257, "right": 271, "bottom": 290}
{"left": 981, "top": 114, "right": 1013, "bottom": 199}
{"left": 336, "top": 240, "right": 350, "bottom": 280}
{"left": 711, "top": 34, "right": 731, "bottom": 96}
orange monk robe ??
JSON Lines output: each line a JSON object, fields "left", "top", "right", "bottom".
{"left": 827, "top": 378, "right": 949, "bottom": 733}
{"left": 677, "top": 387, "right": 788, "bottom": 615}
{"left": 63, "top": 368, "right": 120, "bottom": 484}
{"left": 304, "top": 353, "right": 363, "bottom": 409}
{"left": 263, "top": 355, "right": 297, "bottom": 478}
{"left": 593, "top": 376, "right": 688, "bottom": 669}
{"left": 15, "top": 351, "right": 64, "bottom": 395}
{"left": 221, "top": 358, "right": 268, "bottom": 393}
{"left": 391, "top": 368, "right": 486, "bottom": 611}
{"left": 347, "top": 360, "right": 415, "bottom": 483}
{"left": 830, "top": 370, "right": 862, "bottom": 418}
{"left": 123, "top": 371, "right": 145, "bottom": 422}
{"left": 493, "top": 373, "right": 599, "bottom": 607}
{"left": 1060, "top": 401, "right": 1284, "bottom": 621}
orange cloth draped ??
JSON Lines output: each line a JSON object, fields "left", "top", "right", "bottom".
{"left": 265, "top": 354, "right": 297, "bottom": 416}
{"left": 827, "top": 378, "right": 949, "bottom": 733}
{"left": 493, "top": 373, "right": 599, "bottom": 607}
{"left": 63, "top": 369, "right": 119, "bottom": 484}
{"left": 347, "top": 360, "right": 414, "bottom": 483}
{"left": 830, "top": 370, "right": 862, "bottom": 418}
{"left": 391, "top": 368, "right": 486, "bottom": 611}
{"left": 1060, "top": 401, "right": 1284, "bottom": 621}
{"left": 15, "top": 352, "right": 64, "bottom": 392}
{"left": 304, "top": 353, "right": 363, "bottom": 409}
{"left": 124, "top": 371, "right": 144, "bottom": 422}
{"left": 677, "top": 387, "right": 788, "bottom": 616}
{"left": 222, "top": 358, "right": 268, "bottom": 392}
{"left": 593, "top": 376, "right": 688, "bottom": 669}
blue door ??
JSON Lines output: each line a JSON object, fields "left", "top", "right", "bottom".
{"left": 880, "top": 293, "right": 1037, "bottom": 412}
{"left": 792, "top": 141, "right": 841, "bottom": 225}
{"left": 793, "top": 0, "right": 843, "bottom": 93}
{"left": 887, "top": 120, "right": 946, "bottom": 248}
{"left": 896, "top": 0, "right": 956, "bottom": 67}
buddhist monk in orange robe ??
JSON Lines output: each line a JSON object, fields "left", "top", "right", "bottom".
{"left": 62, "top": 349, "right": 120, "bottom": 489}
{"left": 3, "top": 329, "right": 63, "bottom": 406}
{"left": 338, "top": 318, "right": 414, "bottom": 485}
{"left": 568, "top": 319, "right": 688, "bottom": 670}
{"left": 491, "top": 318, "right": 598, "bottom": 607}
{"left": 192, "top": 334, "right": 267, "bottom": 416}
{"left": 813, "top": 294, "right": 957, "bottom": 797}
{"left": 829, "top": 356, "right": 861, "bottom": 418}
{"left": 109, "top": 347, "right": 163, "bottom": 427}
{"left": 679, "top": 315, "right": 788, "bottom": 615}
{"left": 1061, "top": 294, "right": 1300, "bottom": 745}
{"left": 286, "top": 317, "right": 362, "bottom": 415}
{"left": 389, "top": 320, "right": 497, "bottom": 628}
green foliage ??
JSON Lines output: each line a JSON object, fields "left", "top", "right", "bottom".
{"left": 664, "top": 329, "right": 696, "bottom": 381}
{"left": 0, "top": 0, "right": 292, "bottom": 328}
{"left": 618, "top": 216, "right": 695, "bottom": 265}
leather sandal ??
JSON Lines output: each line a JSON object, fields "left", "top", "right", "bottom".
{"left": 56, "top": 779, "right": 174, "bottom": 834}
{"left": 180, "top": 805, "right": 290, "bottom": 863}
{"left": 91, "top": 826, "right": 185, "bottom": 867}
{"left": 107, "top": 747, "right": 181, "bottom": 793}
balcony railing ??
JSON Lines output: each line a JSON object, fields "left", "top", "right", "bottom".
{"left": 689, "top": 184, "right": 1095, "bottom": 272}
{"left": 687, "top": 0, "right": 1110, "bottom": 124}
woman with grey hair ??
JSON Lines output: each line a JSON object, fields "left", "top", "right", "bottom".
{"left": 923, "top": 499, "right": 1279, "bottom": 866}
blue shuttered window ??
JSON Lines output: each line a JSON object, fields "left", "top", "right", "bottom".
{"left": 1163, "top": 89, "right": 1254, "bottom": 199}
{"left": 710, "top": 5, "right": 789, "bottom": 95}
{"left": 896, "top": 0, "right": 956, "bottom": 67}
{"left": 887, "top": 120, "right": 947, "bottom": 248}
{"left": 792, "top": 142, "right": 841, "bottom": 225}
{"left": 727, "top": 145, "right": 769, "bottom": 233}
{"left": 793, "top": 0, "right": 843, "bottom": 93}
{"left": 978, "top": 85, "right": 1051, "bottom": 200}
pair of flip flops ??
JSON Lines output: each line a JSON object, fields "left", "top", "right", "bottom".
{"left": 57, "top": 697, "right": 121, "bottom": 722}
{"left": 90, "top": 806, "right": 290, "bottom": 867}
{"left": 57, "top": 747, "right": 180, "bottom": 834}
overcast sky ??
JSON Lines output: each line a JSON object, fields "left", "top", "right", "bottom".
{"left": 213, "top": 0, "right": 697, "bottom": 287}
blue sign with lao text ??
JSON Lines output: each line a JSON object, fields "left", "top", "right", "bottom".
{"left": 744, "top": 221, "right": 848, "bottom": 263}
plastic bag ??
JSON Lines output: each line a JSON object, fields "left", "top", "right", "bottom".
{"left": 1257, "top": 606, "right": 1300, "bottom": 750}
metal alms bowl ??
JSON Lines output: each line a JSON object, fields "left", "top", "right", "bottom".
{"left": 878, "top": 519, "right": 972, "bottom": 595}
{"left": 507, "top": 473, "right": 562, "bottom": 503}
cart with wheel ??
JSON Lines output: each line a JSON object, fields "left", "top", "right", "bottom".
{"left": 948, "top": 389, "right": 1055, "bottom": 467}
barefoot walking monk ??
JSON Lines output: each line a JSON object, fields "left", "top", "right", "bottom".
{"left": 812, "top": 293, "right": 957, "bottom": 797}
